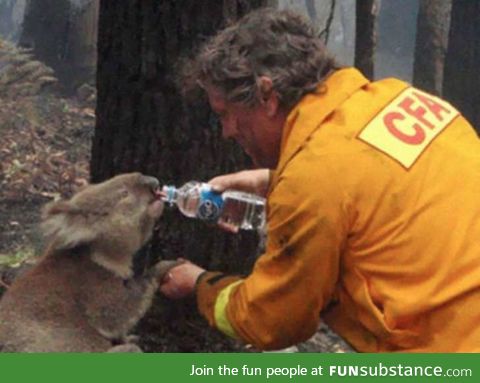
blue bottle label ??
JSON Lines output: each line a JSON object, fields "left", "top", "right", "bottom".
{"left": 198, "top": 186, "right": 224, "bottom": 222}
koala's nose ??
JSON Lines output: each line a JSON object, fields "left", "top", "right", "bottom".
{"left": 140, "top": 175, "right": 160, "bottom": 190}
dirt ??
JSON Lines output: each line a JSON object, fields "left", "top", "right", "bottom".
{"left": 0, "top": 92, "right": 93, "bottom": 254}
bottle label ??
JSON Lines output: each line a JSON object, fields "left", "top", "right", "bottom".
{"left": 198, "top": 186, "right": 224, "bottom": 222}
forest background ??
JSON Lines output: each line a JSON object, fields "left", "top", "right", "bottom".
{"left": 0, "top": 0, "right": 478, "bottom": 352}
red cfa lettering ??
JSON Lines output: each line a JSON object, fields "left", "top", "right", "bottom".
{"left": 384, "top": 112, "right": 426, "bottom": 145}
{"left": 412, "top": 91, "right": 451, "bottom": 121}
{"left": 383, "top": 90, "right": 453, "bottom": 145}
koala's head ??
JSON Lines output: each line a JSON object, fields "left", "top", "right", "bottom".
{"left": 41, "top": 173, "right": 164, "bottom": 271}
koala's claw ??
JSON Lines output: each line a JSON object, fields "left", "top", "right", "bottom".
{"left": 107, "top": 344, "right": 143, "bottom": 353}
{"left": 154, "top": 260, "right": 185, "bottom": 282}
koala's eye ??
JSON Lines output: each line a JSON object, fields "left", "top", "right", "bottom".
{"left": 120, "top": 189, "right": 129, "bottom": 198}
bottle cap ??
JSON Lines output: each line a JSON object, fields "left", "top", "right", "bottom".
{"left": 162, "top": 185, "right": 176, "bottom": 203}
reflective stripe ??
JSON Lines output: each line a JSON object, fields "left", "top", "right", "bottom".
{"left": 214, "top": 280, "right": 243, "bottom": 339}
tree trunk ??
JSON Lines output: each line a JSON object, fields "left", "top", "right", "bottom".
{"left": 0, "top": 0, "right": 27, "bottom": 43}
{"left": 92, "top": 0, "right": 266, "bottom": 351}
{"left": 66, "top": 0, "right": 99, "bottom": 87}
{"left": 319, "top": 0, "right": 336, "bottom": 45}
{"left": 305, "top": 0, "right": 317, "bottom": 22}
{"left": 20, "top": 0, "right": 98, "bottom": 92}
{"left": 0, "top": 0, "right": 16, "bottom": 41}
{"left": 19, "top": 0, "right": 71, "bottom": 84}
{"left": 443, "top": 0, "right": 480, "bottom": 133}
{"left": 413, "top": 0, "right": 451, "bottom": 95}
{"left": 354, "top": 0, "right": 378, "bottom": 79}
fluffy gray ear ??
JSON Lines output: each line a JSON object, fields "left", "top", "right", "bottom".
{"left": 42, "top": 200, "right": 78, "bottom": 217}
{"left": 41, "top": 200, "right": 96, "bottom": 250}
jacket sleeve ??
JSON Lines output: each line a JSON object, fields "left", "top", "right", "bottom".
{"left": 196, "top": 154, "right": 349, "bottom": 350}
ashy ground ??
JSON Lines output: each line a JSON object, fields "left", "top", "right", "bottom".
{"left": 0, "top": 93, "right": 93, "bottom": 260}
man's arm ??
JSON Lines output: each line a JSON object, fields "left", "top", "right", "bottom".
{"left": 161, "top": 158, "right": 347, "bottom": 350}
{"left": 159, "top": 169, "right": 270, "bottom": 296}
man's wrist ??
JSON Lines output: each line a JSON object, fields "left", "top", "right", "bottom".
{"left": 194, "top": 270, "right": 209, "bottom": 291}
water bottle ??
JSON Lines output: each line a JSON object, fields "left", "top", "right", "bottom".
{"left": 161, "top": 181, "right": 265, "bottom": 231}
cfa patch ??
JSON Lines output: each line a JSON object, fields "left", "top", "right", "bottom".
{"left": 357, "top": 87, "right": 459, "bottom": 169}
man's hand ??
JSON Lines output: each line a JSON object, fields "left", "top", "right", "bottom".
{"left": 158, "top": 260, "right": 206, "bottom": 299}
{"left": 208, "top": 169, "right": 271, "bottom": 197}
{"left": 208, "top": 169, "right": 270, "bottom": 233}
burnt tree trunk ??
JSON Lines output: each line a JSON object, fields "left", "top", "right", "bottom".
{"left": 67, "top": 0, "right": 99, "bottom": 87}
{"left": 92, "top": 1, "right": 266, "bottom": 351}
{"left": 413, "top": 0, "right": 451, "bottom": 95}
{"left": 443, "top": 0, "right": 480, "bottom": 133}
{"left": 354, "top": 0, "right": 378, "bottom": 79}
{"left": 20, "top": 0, "right": 98, "bottom": 91}
{"left": 19, "top": 0, "right": 71, "bottom": 82}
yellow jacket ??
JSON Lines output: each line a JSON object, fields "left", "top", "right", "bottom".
{"left": 197, "top": 68, "right": 480, "bottom": 352}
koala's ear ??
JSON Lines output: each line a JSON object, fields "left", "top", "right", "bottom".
{"left": 41, "top": 200, "right": 96, "bottom": 250}
{"left": 42, "top": 200, "right": 80, "bottom": 218}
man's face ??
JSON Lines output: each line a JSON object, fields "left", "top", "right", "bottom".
{"left": 205, "top": 85, "right": 285, "bottom": 169}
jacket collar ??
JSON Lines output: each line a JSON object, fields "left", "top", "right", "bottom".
{"left": 274, "top": 67, "right": 370, "bottom": 177}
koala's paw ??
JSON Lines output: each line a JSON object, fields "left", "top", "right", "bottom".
{"left": 123, "top": 334, "right": 140, "bottom": 344}
{"left": 107, "top": 343, "right": 143, "bottom": 353}
{"left": 154, "top": 260, "right": 185, "bottom": 282}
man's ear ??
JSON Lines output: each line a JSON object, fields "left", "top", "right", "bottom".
{"left": 257, "top": 76, "right": 279, "bottom": 117}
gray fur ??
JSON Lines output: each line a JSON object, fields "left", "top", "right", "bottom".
{"left": 0, "top": 173, "right": 177, "bottom": 352}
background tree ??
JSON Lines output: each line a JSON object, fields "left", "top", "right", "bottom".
{"left": 20, "top": 0, "right": 98, "bottom": 91}
{"left": 354, "top": 0, "right": 378, "bottom": 79}
{"left": 20, "top": 0, "right": 71, "bottom": 81}
{"left": 443, "top": 0, "right": 480, "bottom": 133}
{"left": 304, "top": 0, "right": 317, "bottom": 23}
{"left": 318, "top": 0, "right": 336, "bottom": 45}
{"left": 0, "top": 0, "right": 16, "bottom": 40}
{"left": 413, "top": 0, "right": 451, "bottom": 95}
{"left": 91, "top": 0, "right": 266, "bottom": 351}
{"left": 65, "top": 0, "right": 99, "bottom": 89}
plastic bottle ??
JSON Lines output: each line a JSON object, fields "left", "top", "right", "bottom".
{"left": 161, "top": 181, "right": 265, "bottom": 231}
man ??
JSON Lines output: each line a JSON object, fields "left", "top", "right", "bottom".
{"left": 160, "top": 8, "right": 480, "bottom": 352}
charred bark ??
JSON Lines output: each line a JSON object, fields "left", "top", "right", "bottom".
{"left": 66, "top": 0, "right": 99, "bottom": 88}
{"left": 354, "top": 0, "right": 378, "bottom": 79}
{"left": 19, "top": 0, "right": 71, "bottom": 81}
{"left": 20, "top": 0, "right": 98, "bottom": 92}
{"left": 443, "top": 0, "right": 480, "bottom": 132}
{"left": 413, "top": 0, "right": 451, "bottom": 95}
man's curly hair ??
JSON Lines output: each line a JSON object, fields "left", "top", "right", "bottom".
{"left": 183, "top": 8, "right": 339, "bottom": 110}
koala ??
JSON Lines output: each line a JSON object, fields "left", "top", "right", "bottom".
{"left": 0, "top": 172, "right": 177, "bottom": 352}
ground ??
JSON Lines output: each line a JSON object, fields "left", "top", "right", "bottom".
{"left": 0, "top": 87, "right": 352, "bottom": 353}
{"left": 0, "top": 92, "right": 92, "bottom": 258}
